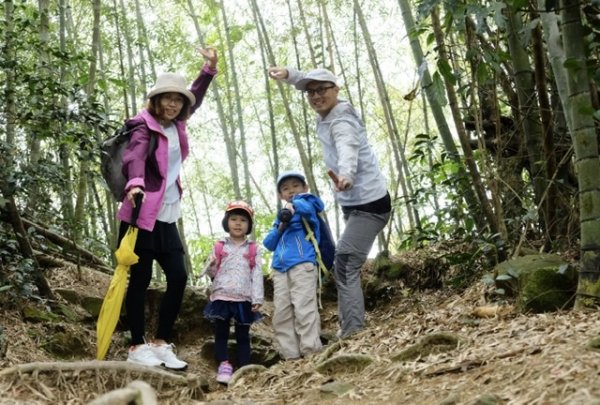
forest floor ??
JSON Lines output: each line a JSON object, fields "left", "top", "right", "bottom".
{"left": 1, "top": 249, "right": 600, "bottom": 405}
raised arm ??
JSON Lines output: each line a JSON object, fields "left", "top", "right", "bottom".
{"left": 189, "top": 47, "right": 219, "bottom": 114}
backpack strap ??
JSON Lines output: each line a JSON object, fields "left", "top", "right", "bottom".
{"left": 302, "top": 217, "right": 324, "bottom": 309}
{"left": 214, "top": 240, "right": 226, "bottom": 275}
{"left": 215, "top": 240, "right": 257, "bottom": 275}
{"left": 244, "top": 241, "right": 257, "bottom": 271}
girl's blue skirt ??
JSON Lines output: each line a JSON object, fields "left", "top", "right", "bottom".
{"left": 204, "top": 300, "right": 262, "bottom": 326}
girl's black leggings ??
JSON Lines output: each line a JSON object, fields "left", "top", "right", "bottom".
{"left": 214, "top": 319, "right": 251, "bottom": 366}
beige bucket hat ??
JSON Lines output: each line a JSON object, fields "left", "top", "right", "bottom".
{"left": 147, "top": 72, "right": 196, "bottom": 105}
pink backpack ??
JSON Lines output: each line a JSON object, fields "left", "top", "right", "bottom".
{"left": 214, "top": 240, "right": 258, "bottom": 274}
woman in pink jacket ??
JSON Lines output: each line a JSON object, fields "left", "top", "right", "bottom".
{"left": 117, "top": 47, "right": 217, "bottom": 370}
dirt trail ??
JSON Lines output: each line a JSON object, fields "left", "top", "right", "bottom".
{"left": 1, "top": 264, "right": 600, "bottom": 404}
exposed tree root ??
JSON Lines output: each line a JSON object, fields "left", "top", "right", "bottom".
{"left": 0, "top": 360, "right": 207, "bottom": 403}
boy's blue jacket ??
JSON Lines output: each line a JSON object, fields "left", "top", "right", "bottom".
{"left": 263, "top": 193, "right": 324, "bottom": 272}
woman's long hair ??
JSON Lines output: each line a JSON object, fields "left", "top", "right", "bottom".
{"left": 146, "top": 93, "right": 192, "bottom": 121}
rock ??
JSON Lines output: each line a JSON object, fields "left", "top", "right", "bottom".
{"left": 200, "top": 335, "right": 280, "bottom": 367}
{"left": 55, "top": 288, "right": 104, "bottom": 318}
{"left": 494, "top": 254, "right": 577, "bottom": 313}
{"left": 43, "top": 328, "right": 90, "bottom": 358}
{"left": 373, "top": 250, "right": 411, "bottom": 281}
{"left": 22, "top": 305, "right": 61, "bottom": 323}
{"left": 587, "top": 336, "right": 600, "bottom": 351}
{"left": 145, "top": 286, "right": 213, "bottom": 344}
{"left": 51, "top": 302, "right": 81, "bottom": 322}
{"left": 81, "top": 295, "right": 104, "bottom": 318}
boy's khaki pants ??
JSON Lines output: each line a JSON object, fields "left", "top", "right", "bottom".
{"left": 272, "top": 262, "right": 322, "bottom": 359}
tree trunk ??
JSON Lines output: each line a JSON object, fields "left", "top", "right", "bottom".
{"left": 1, "top": 1, "right": 51, "bottom": 297}
{"left": 354, "top": 0, "right": 417, "bottom": 233}
{"left": 249, "top": 0, "right": 319, "bottom": 195}
{"left": 257, "top": 1, "right": 280, "bottom": 209}
{"left": 397, "top": 0, "right": 485, "bottom": 233}
{"left": 430, "top": 7, "right": 500, "bottom": 239}
{"left": 219, "top": 0, "right": 252, "bottom": 203}
{"left": 118, "top": 0, "right": 137, "bottom": 114}
{"left": 559, "top": 1, "right": 600, "bottom": 306}
{"left": 504, "top": 5, "right": 547, "bottom": 230}
{"left": 186, "top": 0, "right": 242, "bottom": 199}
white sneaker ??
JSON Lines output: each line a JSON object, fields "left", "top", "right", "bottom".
{"left": 127, "top": 344, "right": 162, "bottom": 367}
{"left": 151, "top": 343, "right": 188, "bottom": 370}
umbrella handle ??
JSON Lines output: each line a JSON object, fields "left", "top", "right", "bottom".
{"left": 131, "top": 193, "right": 143, "bottom": 227}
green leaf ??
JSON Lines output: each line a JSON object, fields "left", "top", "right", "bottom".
{"left": 558, "top": 264, "right": 569, "bottom": 275}
{"left": 481, "top": 273, "right": 495, "bottom": 286}
{"left": 437, "top": 59, "right": 456, "bottom": 86}
{"left": 507, "top": 267, "right": 519, "bottom": 278}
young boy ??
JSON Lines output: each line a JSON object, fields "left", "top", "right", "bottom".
{"left": 263, "top": 170, "right": 324, "bottom": 359}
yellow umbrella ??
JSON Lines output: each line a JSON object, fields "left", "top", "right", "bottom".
{"left": 96, "top": 195, "right": 142, "bottom": 360}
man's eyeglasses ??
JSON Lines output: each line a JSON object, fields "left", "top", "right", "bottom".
{"left": 303, "top": 85, "right": 335, "bottom": 97}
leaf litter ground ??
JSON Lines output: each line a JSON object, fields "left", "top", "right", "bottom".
{"left": 1, "top": 253, "right": 600, "bottom": 404}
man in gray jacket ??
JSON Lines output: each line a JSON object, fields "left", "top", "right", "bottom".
{"left": 268, "top": 66, "right": 391, "bottom": 339}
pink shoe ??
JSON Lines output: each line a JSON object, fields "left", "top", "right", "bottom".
{"left": 216, "top": 361, "right": 233, "bottom": 384}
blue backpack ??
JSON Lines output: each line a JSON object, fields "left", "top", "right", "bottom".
{"left": 302, "top": 213, "right": 336, "bottom": 274}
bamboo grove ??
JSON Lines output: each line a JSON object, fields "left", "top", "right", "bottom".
{"left": 2, "top": 0, "right": 600, "bottom": 306}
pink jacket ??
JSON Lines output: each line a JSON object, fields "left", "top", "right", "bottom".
{"left": 117, "top": 64, "right": 216, "bottom": 231}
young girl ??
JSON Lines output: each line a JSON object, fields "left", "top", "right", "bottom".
{"left": 203, "top": 201, "right": 264, "bottom": 384}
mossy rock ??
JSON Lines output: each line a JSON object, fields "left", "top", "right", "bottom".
{"left": 472, "top": 394, "right": 502, "bottom": 405}
{"left": 55, "top": 288, "right": 83, "bottom": 305}
{"left": 51, "top": 302, "right": 81, "bottom": 322}
{"left": 364, "top": 279, "right": 396, "bottom": 310}
{"left": 519, "top": 266, "right": 576, "bottom": 312}
{"left": 22, "top": 305, "right": 61, "bottom": 323}
{"left": 494, "top": 254, "right": 576, "bottom": 312}
{"left": 79, "top": 295, "right": 103, "bottom": 318}
{"left": 41, "top": 327, "right": 90, "bottom": 359}
{"left": 587, "top": 336, "right": 600, "bottom": 352}
{"left": 373, "top": 250, "right": 410, "bottom": 280}
{"left": 392, "top": 332, "right": 460, "bottom": 362}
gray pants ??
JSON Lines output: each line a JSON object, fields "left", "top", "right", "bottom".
{"left": 272, "top": 262, "right": 322, "bottom": 359}
{"left": 335, "top": 210, "right": 390, "bottom": 338}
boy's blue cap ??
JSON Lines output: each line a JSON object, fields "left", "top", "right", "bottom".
{"left": 277, "top": 170, "right": 306, "bottom": 191}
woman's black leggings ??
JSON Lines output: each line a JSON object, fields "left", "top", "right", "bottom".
{"left": 125, "top": 248, "right": 188, "bottom": 345}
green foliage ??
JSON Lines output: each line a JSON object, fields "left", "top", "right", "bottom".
{"left": 0, "top": 232, "right": 39, "bottom": 307}
{"left": 430, "top": 72, "right": 448, "bottom": 106}
{"left": 402, "top": 132, "right": 478, "bottom": 249}
{"left": 436, "top": 59, "right": 456, "bottom": 86}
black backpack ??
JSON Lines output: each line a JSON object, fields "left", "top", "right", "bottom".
{"left": 100, "top": 122, "right": 156, "bottom": 201}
